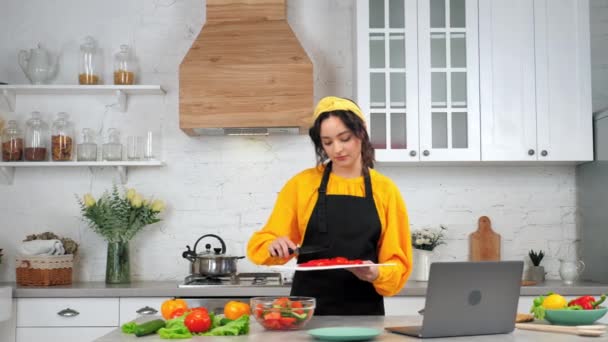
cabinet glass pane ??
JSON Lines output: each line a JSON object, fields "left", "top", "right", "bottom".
{"left": 452, "top": 112, "right": 468, "bottom": 148}
{"left": 370, "top": 73, "right": 386, "bottom": 108}
{"left": 430, "top": 0, "right": 446, "bottom": 28}
{"left": 370, "top": 34, "right": 385, "bottom": 68}
{"left": 390, "top": 72, "right": 406, "bottom": 108}
{"left": 451, "top": 72, "right": 467, "bottom": 108}
{"left": 389, "top": 0, "right": 405, "bottom": 28}
{"left": 431, "top": 34, "right": 447, "bottom": 68}
{"left": 389, "top": 34, "right": 405, "bottom": 68}
{"left": 370, "top": 0, "right": 385, "bottom": 28}
{"left": 431, "top": 73, "right": 447, "bottom": 107}
{"left": 450, "top": 35, "right": 466, "bottom": 68}
{"left": 432, "top": 112, "right": 448, "bottom": 148}
{"left": 450, "top": 0, "right": 466, "bottom": 28}
{"left": 370, "top": 113, "right": 387, "bottom": 149}
{"left": 391, "top": 113, "right": 407, "bottom": 149}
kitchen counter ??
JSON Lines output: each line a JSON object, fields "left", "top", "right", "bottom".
{"left": 1, "top": 280, "right": 608, "bottom": 298}
{"left": 95, "top": 315, "right": 603, "bottom": 341}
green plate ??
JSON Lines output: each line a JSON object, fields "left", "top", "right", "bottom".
{"left": 308, "top": 327, "right": 381, "bottom": 341}
{"left": 545, "top": 307, "right": 608, "bottom": 326}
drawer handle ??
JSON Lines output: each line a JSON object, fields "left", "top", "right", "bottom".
{"left": 57, "top": 308, "right": 80, "bottom": 318}
{"left": 136, "top": 306, "right": 158, "bottom": 315}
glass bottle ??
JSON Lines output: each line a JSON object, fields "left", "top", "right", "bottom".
{"left": 102, "top": 128, "right": 122, "bottom": 161}
{"left": 24, "top": 111, "right": 49, "bottom": 161}
{"left": 77, "top": 128, "right": 98, "bottom": 161}
{"left": 51, "top": 112, "right": 74, "bottom": 161}
{"left": 79, "top": 36, "right": 101, "bottom": 85}
{"left": 2, "top": 120, "right": 24, "bottom": 161}
{"left": 113, "top": 44, "right": 137, "bottom": 85}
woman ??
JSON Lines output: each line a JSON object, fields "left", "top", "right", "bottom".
{"left": 247, "top": 96, "right": 412, "bottom": 315}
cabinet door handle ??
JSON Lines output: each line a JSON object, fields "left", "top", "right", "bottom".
{"left": 541, "top": 150, "right": 548, "bottom": 157}
{"left": 57, "top": 308, "right": 80, "bottom": 318}
{"left": 136, "top": 306, "right": 158, "bottom": 315}
{"left": 528, "top": 149, "right": 535, "bottom": 156}
{"left": 409, "top": 150, "right": 417, "bottom": 157}
{"left": 423, "top": 150, "right": 430, "bottom": 156}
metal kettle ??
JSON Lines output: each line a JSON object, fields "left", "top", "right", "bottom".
{"left": 182, "top": 234, "right": 245, "bottom": 276}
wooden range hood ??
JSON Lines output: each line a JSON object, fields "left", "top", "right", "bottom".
{"left": 179, "top": 0, "right": 313, "bottom": 136}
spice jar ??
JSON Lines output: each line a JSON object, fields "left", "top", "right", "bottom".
{"left": 113, "top": 44, "right": 137, "bottom": 85}
{"left": 79, "top": 36, "right": 101, "bottom": 85}
{"left": 24, "top": 111, "right": 49, "bottom": 161}
{"left": 51, "top": 112, "right": 74, "bottom": 161}
{"left": 77, "top": 128, "right": 97, "bottom": 161}
{"left": 102, "top": 128, "right": 122, "bottom": 161}
{"left": 2, "top": 120, "right": 24, "bottom": 161}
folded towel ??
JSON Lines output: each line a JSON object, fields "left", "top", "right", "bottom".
{"left": 20, "top": 240, "right": 65, "bottom": 256}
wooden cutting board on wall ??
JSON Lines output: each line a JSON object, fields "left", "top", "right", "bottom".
{"left": 469, "top": 216, "right": 501, "bottom": 261}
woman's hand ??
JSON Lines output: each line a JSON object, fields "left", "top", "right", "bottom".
{"left": 348, "top": 260, "right": 379, "bottom": 282}
{"left": 268, "top": 237, "right": 297, "bottom": 258}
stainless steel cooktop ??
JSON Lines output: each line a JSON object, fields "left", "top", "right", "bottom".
{"left": 178, "top": 272, "right": 283, "bottom": 288}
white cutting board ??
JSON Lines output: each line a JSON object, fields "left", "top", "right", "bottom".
{"left": 270, "top": 263, "right": 396, "bottom": 272}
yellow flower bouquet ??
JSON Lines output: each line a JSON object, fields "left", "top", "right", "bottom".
{"left": 78, "top": 186, "right": 164, "bottom": 243}
{"left": 77, "top": 185, "right": 165, "bottom": 283}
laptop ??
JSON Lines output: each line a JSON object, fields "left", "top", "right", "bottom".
{"left": 386, "top": 261, "right": 523, "bottom": 339}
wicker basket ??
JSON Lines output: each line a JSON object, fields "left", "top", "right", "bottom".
{"left": 16, "top": 254, "right": 73, "bottom": 286}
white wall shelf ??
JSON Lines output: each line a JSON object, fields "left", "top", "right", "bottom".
{"left": 0, "top": 85, "right": 166, "bottom": 112}
{"left": 0, "top": 160, "right": 164, "bottom": 185}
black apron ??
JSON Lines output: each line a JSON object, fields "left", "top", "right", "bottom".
{"left": 290, "top": 162, "right": 384, "bottom": 315}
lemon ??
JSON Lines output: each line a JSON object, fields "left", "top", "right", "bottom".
{"left": 542, "top": 294, "right": 567, "bottom": 309}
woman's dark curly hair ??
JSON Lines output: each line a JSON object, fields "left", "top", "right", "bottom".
{"left": 309, "top": 110, "right": 375, "bottom": 169}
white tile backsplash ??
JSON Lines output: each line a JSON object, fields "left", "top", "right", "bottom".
{"left": 0, "top": 0, "right": 601, "bottom": 282}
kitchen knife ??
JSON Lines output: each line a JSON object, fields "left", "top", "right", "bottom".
{"left": 288, "top": 245, "right": 328, "bottom": 255}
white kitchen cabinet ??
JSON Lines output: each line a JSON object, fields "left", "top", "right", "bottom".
{"left": 384, "top": 296, "right": 426, "bottom": 316}
{"left": 15, "top": 298, "right": 119, "bottom": 342}
{"left": 16, "top": 327, "right": 116, "bottom": 342}
{"left": 119, "top": 297, "right": 165, "bottom": 325}
{"left": 356, "top": 0, "right": 480, "bottom": 162}
{"left": 417, "top": 0, "right": 480, "bottom": 161}
{"left": 480, "top": 0, "right": 593, "bottom": 162}
{"left": 479, "top": 0, "right": 537, "bottom": 161}
{"left": 356, "top": 0, "right": 419, "bottom": 162}
{"left": 534, "top": 0, "right": 593, "bottom": 161}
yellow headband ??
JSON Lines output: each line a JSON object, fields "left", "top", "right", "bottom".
{"left": 312, "top": 96, "right": 366, "bottom": 122}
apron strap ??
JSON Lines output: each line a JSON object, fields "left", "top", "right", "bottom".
{"left": 317, "top": 163, "right": 332, "bottom": 233}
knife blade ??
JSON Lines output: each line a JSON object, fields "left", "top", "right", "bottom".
{"left": 288, "top": 245, "right": 328, "bottom": 255}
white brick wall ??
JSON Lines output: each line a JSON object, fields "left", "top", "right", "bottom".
{"left": 0, "top": 0, "right": 596, "bottom": 282}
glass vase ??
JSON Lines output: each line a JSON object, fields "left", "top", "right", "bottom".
{"left": 105, "top": 241, "right": 130, "bottom": 284}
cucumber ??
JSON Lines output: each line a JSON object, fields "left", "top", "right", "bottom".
{"left": 133, "top": 319, "right": 166, "bottom": 337}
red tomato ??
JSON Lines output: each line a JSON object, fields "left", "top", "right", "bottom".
{"left": 333, "top": 257, "right": 349, "bottom": 264}
{"left": 264, "top": 312, "right": 281, "bottom": 321}
{"left": 272, "top": 297, "right": 290, "bottom": 309}
{"left": 279, "top": 316, "right": 297, "bottom": 327}
{"left": 189, "top": 307, "right": 209, "bottom": 315}
{"left": 169, "top": 307, "right": 188, "bottom": 319}
{"left": 184, "top": 310, "right": 211, "bottom": 333}
{"left": 291, "top": 301, "right": 304, "bottom": 315}
{"left": 255, "top": 303, "right": 265, "bottom": 318}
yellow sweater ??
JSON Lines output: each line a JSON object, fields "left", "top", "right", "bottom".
{"left": 247, "top": 166, "right": 412, "bottom": 296}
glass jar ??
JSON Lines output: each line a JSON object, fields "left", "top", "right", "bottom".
{"left": 113, "top": 44, "right": 137, "bottom": 85}
{"left": 51, "top": 112, "right": 74, "bottom": 161}
{"left": 24, "top": 111, "right": 49, "bottom": 161}
{"left": 77, "top": 128, "right": 98, "bottom": 161}
{"left": 79, "top": 36, "right": 101, "bottom": 85}
{"left": 2, "top": 120, "right": 24, "bottom": 161}
{"left": 102, "top": 128, "right": 122, "bottom": 161}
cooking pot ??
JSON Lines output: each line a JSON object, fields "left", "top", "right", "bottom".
{"left": 182, "top": 234, "right": 245, "bottom": 276}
